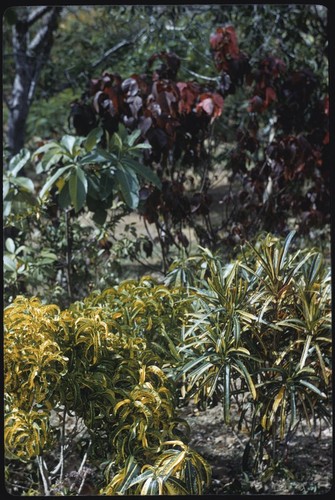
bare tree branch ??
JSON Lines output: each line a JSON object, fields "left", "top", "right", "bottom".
{"left": 27, "top": 6, "right": 53, "bottom": 27}
{"left": 28, "top": 7, "right": 61, "bottom": 54}
{"left": 92, "top": 27, "right": 146, "bottom": 69}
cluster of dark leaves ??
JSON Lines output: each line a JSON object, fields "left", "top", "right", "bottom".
{"left": 69, "top": 25, "right": 329, "bottom": 258}
{"left": 208, "top": 25, "right": 329, "bottom": 245}
{"left": 69, "top": 50, "right": 225, "bottom": 258}
{"left": 223, "top": 71, "right": 329, "bottom": 241}
{"left": 69, "top": 51, "right": 224, "bottom": 172}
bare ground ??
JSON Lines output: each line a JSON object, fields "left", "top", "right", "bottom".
{"left": 178, "top": 402, "right": 333, "bottom": 495}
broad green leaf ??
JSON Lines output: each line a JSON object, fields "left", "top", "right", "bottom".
{"left": 3, "top": 180, "right": 10, "bottom": 199}
{"left": 39, "top": 165, "right": 72, "bottom": 199}
{"left": 42, "top": 152, "right": 63, "bottom": 172}
{"left": 115, "top": 165, "right": 139, "bottom": 209}
{"left": 80, "top": 148, "right": 115, "bottom": 164}
{"left": 69, "top": 167, "right": 88, "bottom": 213}
{"left": 8, "top": 148, "right": 30, "bottom": 176}
{"left": 123, "top": 158, "right": 162, "bottom": 188}
{"left": 92, "top": 208, "right": 108, "bottom": 225}
{"left": 100, "top": 170, "right": 115, "bottom": 201}
{"left": 127, "top": 128, "right": 141, "bottom": 147}
{"left": 12, "top": 176, "right": 35, "bottom": 193}
{"left": 4, "top": 255, "right": 17, "bottom": 272}
{"left": 84, "top": 127, "right": 103, "bottom": 152}
{"left": 33, "top": 141, "right": 60, "bottom": 158}
{"left": 58, "top": 181, "right": 71, "bottom": 209}
{"left": 60, "top": 135, "right": 77, "bottom": 155}
{"left": 3, "top": 200, "right": 12, "bottom": 217}
{"left": 5, "top": 238, "right": 15, "bottom": 254}
{"left": 112, "top": 132, "right": 123, "bottom": 151}
{"left": 131, "top": 142, "right": 152, "bottom": 150}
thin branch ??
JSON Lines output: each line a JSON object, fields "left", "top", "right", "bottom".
{"left": 37, "top": 455, "right": 50, "bottom": 496}
{"left": 77, "top": 469, "right": 89, "bottom": 496}
{"left": 78, "top": 440, "right": 91, "bottom": 475}
{"left": 65, "top": 209, "right": 73, "bottom": 302}
{"left": 185, "top": 68, "right": 218, "bottom": 82}
{"left": 60, "top": 406, "right": 66, "bottom": 482}
{"left": 92, "top": 27, "right": 146, "bottom": 69}
{"left": 28, "top": 7, "right": 61, "bottom": 55}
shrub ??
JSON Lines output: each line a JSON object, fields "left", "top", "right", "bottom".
{"left": 4, "top": 232, "right": 331, "bottom": 493}
{"left": 4, "top": 278, "right": 210, "bottom": 495}
{"left": 171, "top": 230, "right": 332, "bottom": 476}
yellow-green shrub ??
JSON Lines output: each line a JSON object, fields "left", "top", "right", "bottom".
{"left": 4, "top": 277, "right": 210, "bottom": 495}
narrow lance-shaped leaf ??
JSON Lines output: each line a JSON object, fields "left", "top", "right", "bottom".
{"left": 223, "top": 363, "right": 230, "bottom": 424}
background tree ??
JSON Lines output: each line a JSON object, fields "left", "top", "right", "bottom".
{"left": 3, "top": 6, "right": 62, "bottom": 157}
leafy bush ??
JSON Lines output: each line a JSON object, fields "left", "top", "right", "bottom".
{"left": 4, "top": 278, "right": 210, "bottom": 495}
{"left": 171, "top": 231, "right": 332, "bottom": 477}
{"left": 4, "top": 231, "right": 331, "bottom": 494}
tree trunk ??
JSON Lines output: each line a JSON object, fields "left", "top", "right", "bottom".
{"left": 7, "top": 6, "right": 62, "bottom": 158}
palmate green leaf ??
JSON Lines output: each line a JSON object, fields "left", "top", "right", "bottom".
{"left": 69, "top": 166, "right": 88, "bottom": 212}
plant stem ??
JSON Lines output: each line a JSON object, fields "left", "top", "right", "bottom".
{"left": 37, "top": 455, "right": 50, "bottom": 496}
{"left": 60, "top": 406, "right": 66, "bottom": 482}
{"left": 65, "top": 209, "right": 73, "bottom": 302}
